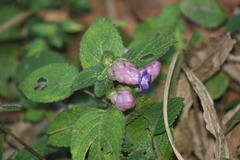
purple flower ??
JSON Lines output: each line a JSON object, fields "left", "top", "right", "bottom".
{"left": 138, "top": 70, "right": 152, "bottom": 91}
{"left": 107, "top": 59, "right": 140, "bottom": 85}
{"left": 138, "top": 61, "right": 161, "bottom": 91}
{"left": 110, "top": 87, "right": 135, "bottom": 111}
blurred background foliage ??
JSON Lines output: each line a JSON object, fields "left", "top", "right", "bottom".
{"left": 0, "top": 0, "right": 240, "bottom": 159}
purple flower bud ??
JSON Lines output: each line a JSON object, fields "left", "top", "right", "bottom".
{"left": 107, "top": 59, "right": 140, "bottom": 85}
{"left": 110, "top": 87, "right": 135, "bottom": 111}
{"left": 138, "top": 61, "right": 161, "bottom": 91}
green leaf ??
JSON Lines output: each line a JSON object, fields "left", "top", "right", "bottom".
{"left": 0, "top": 6, "right": 23, "bottom": 40}
{"left": 135, "top": 4, "right": 184, "bottom": 38}
{"left": 48, "top": 107, "right": 94, "bottom": 147}
{"left": 128, "top": 97, "right": 183, "bottom": 135}
{"left": 24, "top": 38, "right": 49, "bottom": 56}
{"left": 31, "top": 22, "right": 59, "bottom": 37}
{"left": 225, "top": 14, "right": 240, "bottom": 33}
{"left": 0, "top": 55, "right": 18, "bottom": 99}
{"left": 60, "top": 19, "right": 83, "bottom": 33}
{"left": 73, "top": 65, "right": 103, "bottom": 91}
{"left": 69, "top": 93, "right": 105, "bottom": 108}
{"left": 133, "top": 4, "right": 185, "bottom": 50}
{"left": 191, "top": 29, "right": 203, "bottom": 47}
{"left": 205, "top": 71, "right": 230, "bottom": 100}
{"left": 17, "top": 0, "right": 62, "bottom": 9}
{"left": 31, "top": 22, "right": 65, "bottom": 48}
{"left": 24, "top": 108, "right": 45, "bottom": 122}
{"left": 126, "top": 117, "right": 155, "bottom": 159}
{"left": 80, "top": 18, "right": 124, "bottom": 69}
{"left": 71, "top": 108, "right": 124, "bottom": 160}
{"left": 16, "top": 51, "right": 66, "bottom": 83}
{"left": 180, "top": 0, "right": 227, "bottom": 28}
{"left": 7, "top": 136, "right": 48, "bottom": 160}
{"left": 154, "top": 131, "right": 173, "bottom": 160}
{"left": 94, "top": 79, "right": 113, "bottom": 97}
{"left": 69, "top": 0, "right": 91, "bottom": 11}
{"left": 215, "top": 158, "right": 229, "bottom": 160}
{"left": 0, "top": 104, "right": 22, "bottom": 111}
{"left": 20, "top": 63, "right": 79, "bottom": 103}
{"left": 124, "top": 31, "right": 175, "bottom": 68}
{"left": 0, "top": 133, "right": 3, "bottom": 160}
{"left": 225, "top": 99, "right": 240, "bottom": 110}
{"left": 225, "top": 110, "right": 240, "bottom": 133}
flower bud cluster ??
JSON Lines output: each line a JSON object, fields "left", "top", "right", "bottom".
{"left": 106, "top": 55, "right": 161, "bottom": 111}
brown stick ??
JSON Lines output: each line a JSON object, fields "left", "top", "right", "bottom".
{"left": 0, "top": 125, "right": 47, "bottom": 160}
{"left": 0, "top": 10, "right": 33, "bottom": 35}
{"left": 163, "top": 50, "right": 185, "bottom": 160}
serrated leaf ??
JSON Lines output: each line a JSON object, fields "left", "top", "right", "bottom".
{"left": 128, "top": 97, "right": 183, "bottom": 135}
{"left": 135, "top": 4, "right": 182, "bottom": 37}
{"left": 94, "top": 79, "right": 113, "bottom": 97}
{"left": 71, "top": 108, "right": 124, "bottom": 160}
{"left": 73, "top": 65, "right": 103, "bottom": 91}
{"left": 16, "top": 51, "right": 65, "bottom": 83}
{"left": 126, "top": 116, "right": 155, "bottom": 159}
{"left": 20, "top": 63, "right": 78, "bottom": 103}
{"left": 133, "top": 4, "right": 185, "bottom": 50}
{"left": 154, "top": 130, "right": 173, "bottom": 160}
{"left": 123, "top": 31, "right": 175, "bottom": 68}
{"left": 48, "top": 107, "right": 94, "bottom": 147}
{"left": 180, "top": 0, "right": 227, "bottom": 28}
{"left": 7, "top": 136, "right": 48, "bottom": 160}
{"left": 80, "top": 18, "right": 124, "bottom": 69}
{"left": 205, "top": 71, "right": 230, "bottom": 100}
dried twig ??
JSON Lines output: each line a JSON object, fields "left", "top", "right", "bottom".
{"left": 182, "top": 64, "right": 230, "bottom": 159}
{"left": 163, "top": 50, "right": 185, "bottom": 160}
{"left": 105, "top": 0, "right": 117, "bottom": 23}
{"left": 222, "top": 105, "right": 240, "bottom": 127}
{"left": 0, "top": 125, "right": 46, "bottom": 160}
{"left": 0, "top": 10, "right": 33, "bottom": 35}
{"left": 228, "top": 54, "right": 240, "bottom": 63}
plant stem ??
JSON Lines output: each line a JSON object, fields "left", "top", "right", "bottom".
{"left": 0, "top": 125, "right": 47, "bottom": 160}
{"left": 163, "top": 50, "right": 185, "bottom": 160}
{"left": 83, "top": 89, "right": 112, "bottom": 106}
{"left": 0, "top": 10, "right": 33, "bottom": 35}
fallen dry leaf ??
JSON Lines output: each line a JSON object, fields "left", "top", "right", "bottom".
{"left": 38, "top": 10, "right": 69, "bottom": 22}
{"left": 128, "top": 0, "right": 180, "bottom": 20}
{"left": 176, "top": 74, "right": 193, "bottom": 120}
{"left": 227, "top": 125, "right": 240, "bottom": 160}
{"left": 182, "top": 65, "right": 230, "bottom": 159}
{"left": 192, "top": 33, "right": 236, "bottom": 82}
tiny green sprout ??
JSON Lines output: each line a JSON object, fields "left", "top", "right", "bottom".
{"left": 102, "top": 51, "right": 115, "bottom": 67}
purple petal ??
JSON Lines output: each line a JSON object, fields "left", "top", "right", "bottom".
{"left": 138, "top": 70, "right": 151, "bottom": 91}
